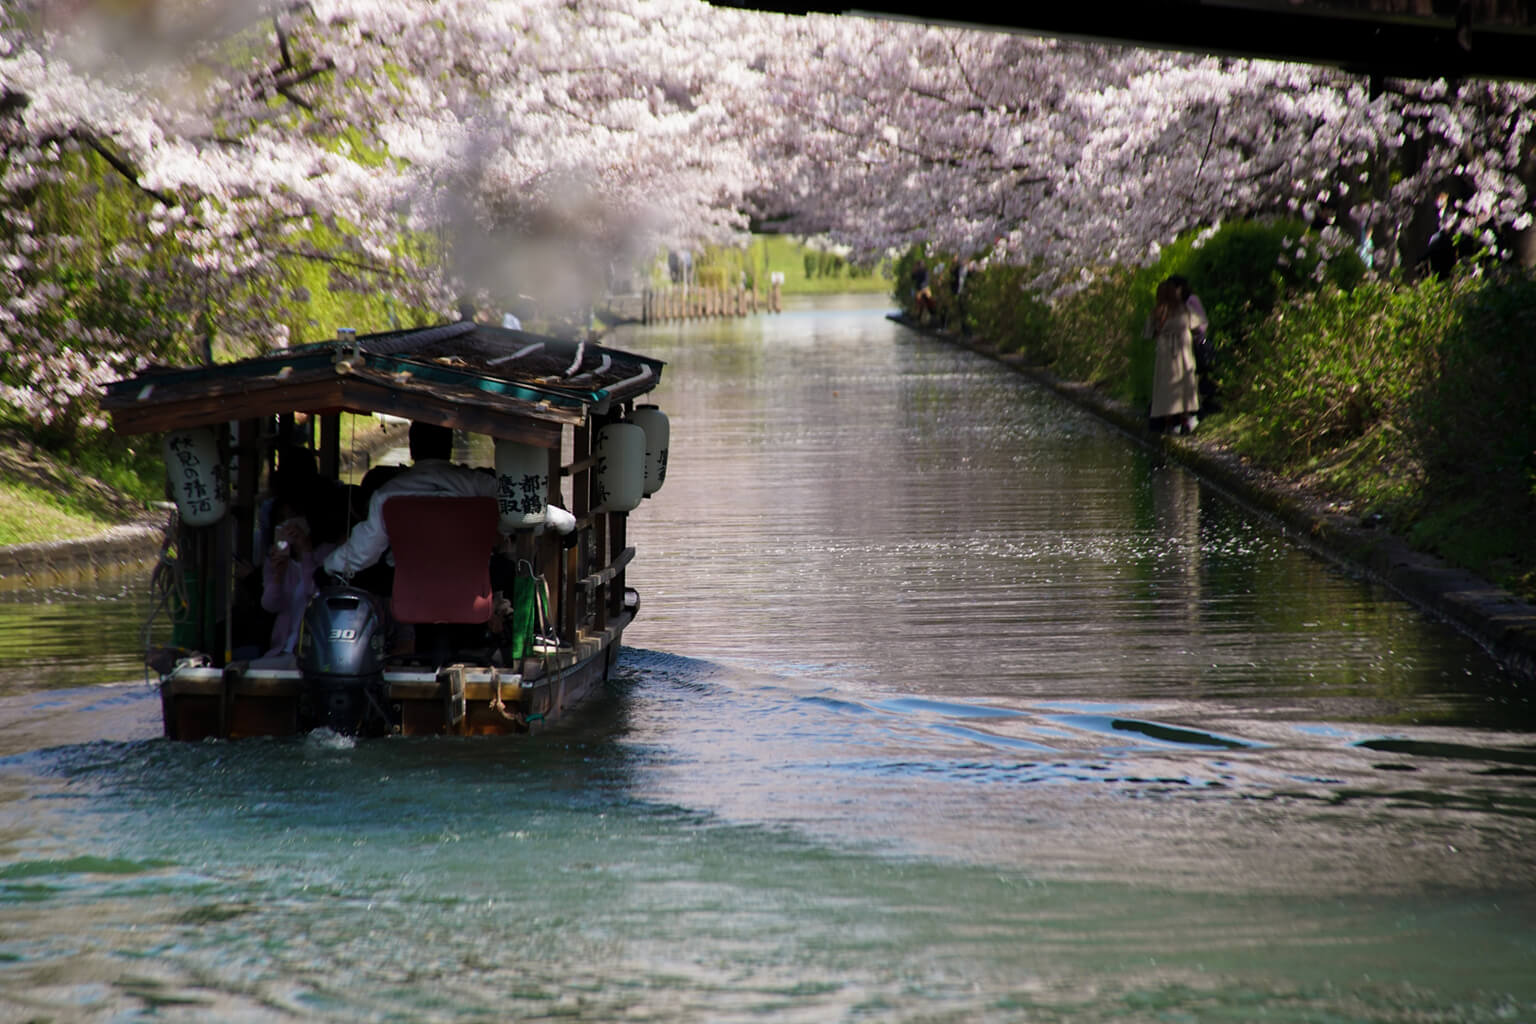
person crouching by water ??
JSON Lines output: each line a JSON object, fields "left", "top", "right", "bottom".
{"left": 1149, "top": 277, "right": 1206, "bottom": 435}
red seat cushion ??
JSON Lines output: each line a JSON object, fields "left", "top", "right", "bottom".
{"left": 381, "top": 496, "right": 499, "bottom": 624}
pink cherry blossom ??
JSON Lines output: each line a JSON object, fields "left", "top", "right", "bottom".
{"left": 1, "top": 2, "right": 1531, "bottom": 436}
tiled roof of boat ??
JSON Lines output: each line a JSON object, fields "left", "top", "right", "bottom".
{"left": 296, "top": 322, "right": 662, "bottom": 398}
{"left": 102, "top": 320, "right": 664, "bottom": 437}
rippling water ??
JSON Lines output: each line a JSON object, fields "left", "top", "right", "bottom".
{"left": 1, "top": 294, "right": 1533, "bottom": 1022}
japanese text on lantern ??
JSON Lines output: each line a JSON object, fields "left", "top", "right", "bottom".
{"left": 498, "top": 471, "right": 548, "bottom": 517}
{"left": 168, "top": 435, "right": 226, "bottom": 516}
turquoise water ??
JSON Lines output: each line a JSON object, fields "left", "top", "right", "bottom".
{"left": 0, "top": 295, "right": 1532, "bottom": 1021}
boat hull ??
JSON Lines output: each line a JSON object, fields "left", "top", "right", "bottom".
{"left": 160, "top": 611, "right": 631, "bottom": 740}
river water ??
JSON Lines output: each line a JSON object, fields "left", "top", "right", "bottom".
{"left": 1, "top": 294, "right": 1533, "bottom": 1022}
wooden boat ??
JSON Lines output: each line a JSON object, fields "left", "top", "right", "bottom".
{"left": 102, "top": 320, "right": 669, "bottom": 739}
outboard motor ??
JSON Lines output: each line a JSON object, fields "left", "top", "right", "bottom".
{"left": 297, "top": 585, "right": 389, "bottom": 734}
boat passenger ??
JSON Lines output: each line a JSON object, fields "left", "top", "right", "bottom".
{"left": 257, "top": 446, "right": 323, "bottom": 556}
{"left": 234, "top": 447, "right": 336, "bottom": 661}
{"left": 358, "top": 462, "right": 407, "bottom": 506}
{"left": 259, "top": 514, "right": 337, "bottom": 662}
{"left": 322, "top": 421, "right": 503, "bottom": 578}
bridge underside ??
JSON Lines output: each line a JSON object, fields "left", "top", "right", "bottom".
{"left": 719, "top": 0, "right": 1536, "bottom": 83}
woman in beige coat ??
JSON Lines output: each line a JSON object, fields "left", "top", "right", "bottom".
{"left": 1149, "top": 277, "right": 1207, "bottom": 434}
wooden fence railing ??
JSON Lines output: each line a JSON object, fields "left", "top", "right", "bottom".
{"left": 638, "top": 283, "right": 782, "bottom": 324}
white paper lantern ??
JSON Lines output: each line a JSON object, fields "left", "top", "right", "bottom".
{"left": 162, "top": 427, "right": 228, "bottom": 527}
{"left": 630, "top": 405, "right": 670, "bottom": 497}
{"left": 494, "top": 439, "right": 549, "bottom": 530}
{"left": 593, "top": 423, "right": 644, "bottom": 513}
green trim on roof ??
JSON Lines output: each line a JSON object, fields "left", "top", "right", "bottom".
{"left": 361, "top": 354, "right": 601, "bottom": 408}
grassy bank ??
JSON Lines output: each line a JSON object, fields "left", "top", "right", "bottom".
{"left": 0, "top": 414, "right": 404, "bottom": 549}
{"left": 0, "top": 430, "right": 163, "bottom": 546}
{"left": 897, "top": 232, "right": 1536, "bottom": 604}
{"left": 0, "top": 479, "right": 129, "bottom": 547}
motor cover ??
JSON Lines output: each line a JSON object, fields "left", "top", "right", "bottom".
{"left": 297, "top": 585, "right": 388, "bottom": 733}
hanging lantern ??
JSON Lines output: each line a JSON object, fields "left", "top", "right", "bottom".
{"left": 593, "top": 422, "right": 644, "bottom": 513}
{"left": 494, "top": 439, "right": 549, "bottom": 530}
{"left": 162, "top": 427, "right": 228, "bottom": 527}
{"left": 630, "top": 405, "right": 670, "bottom": 498}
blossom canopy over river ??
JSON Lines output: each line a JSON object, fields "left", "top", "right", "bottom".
{"left": 1, "top": 0, "right": 1533, "bottom": 434}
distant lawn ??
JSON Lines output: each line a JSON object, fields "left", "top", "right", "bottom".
{"left": 751, "top": 234, "right": 892, "bottom": 295}
{"left": 683, "top": 235, "right": 892, "bottom": 296}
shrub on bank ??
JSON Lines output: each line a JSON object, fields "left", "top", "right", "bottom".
{"left": 1231, "top": 276, "right": 1454, "bottom": 465}
{"left": 1411, "top": 273, "right": 1536, "bottom": 594}
{"left": 963, "top": 262, "right": 1051, "bottom": 358}
{"left": 1183, "top": 219, "right": 1367, "bottom": 351}
{"left": 1037, "top": 266, "right": 1143, "bottom": 397}
{"left": 1242, "top": 270, "right": 1536, "bottom": 598}
{"left": 893, "top": 223, "right": 1534, "bottom": 601}
{"left": 1226, "top": 269, "right": 1536, "bottom": 597}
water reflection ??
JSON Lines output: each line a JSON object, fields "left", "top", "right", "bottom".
{"left": 1135, "top": 455, "right": 1205, "bottom": 629}
{"left": 0, "top": 297, "right": 1533, "bottom": 1022}
{"left": 0, "top": 574, "right": 157, "bottom": 695}
{"left": 621, "top": 297, "right": 1530, "bottom": 728}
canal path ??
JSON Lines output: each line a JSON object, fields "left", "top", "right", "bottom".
{"left": 0, "top": 293, "right": 1532, "bottom": 1022}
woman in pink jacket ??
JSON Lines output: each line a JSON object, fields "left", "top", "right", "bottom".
{"left": 260, "top": 515, "right": 337, "bottom": 660}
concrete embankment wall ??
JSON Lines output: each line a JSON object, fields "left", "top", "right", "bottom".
{"left": 0, "top": 520, "right": 166, "bottom": 592}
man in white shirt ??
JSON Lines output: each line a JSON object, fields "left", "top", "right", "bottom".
{"left": 323, "top": 421, "right": 501, "bottom": 578}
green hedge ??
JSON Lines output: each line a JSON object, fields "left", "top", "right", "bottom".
{"left": 893, "top": 223, "right": 1534, "bottom": 600}
{"left": 1231, "top": 277, "right": 1453, "bottom": 464}
{"left": 1411, "top": 274, "right": 1536, "bottom": 588}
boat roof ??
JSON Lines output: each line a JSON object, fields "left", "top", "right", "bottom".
{"left": 102, "top": 321, "right": 665, "bottom": 447}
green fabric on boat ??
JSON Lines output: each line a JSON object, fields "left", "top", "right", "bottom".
{"left": 509, "top": 573, "right": 538, "bottom": 661}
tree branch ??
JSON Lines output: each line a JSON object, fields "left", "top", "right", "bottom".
{"left": 1194, "top": 104, "right": 1220, "bottom": 187}
{"left": 946, "top": 36, "right": 988, "bottom": 108}
{"left": 73, "top": 132, "right": 176, "bottom": 206}
{"left": 268, "top": 245, "right": 405, "bottom": 278}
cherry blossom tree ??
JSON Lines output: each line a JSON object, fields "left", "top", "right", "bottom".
{"left": 757, "top": 14, "right": 1536, "bottom": 292}
{"left": 2, "top": 0, "right": 428, "bottom": 438}
{"left": 2, "top": 0, "right": 1532, "bottom": 440}
{"left": 281, "top": 0, "right": 773, "bottom": 309}
{"left": 1, "top": 0, "right": 775, "bottom": 437}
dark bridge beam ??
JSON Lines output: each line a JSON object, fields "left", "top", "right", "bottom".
{"left": 718, "top": 0, "right": 1536, "bottom": 83}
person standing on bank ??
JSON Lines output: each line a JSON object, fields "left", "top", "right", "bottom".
{"left": 1168, "top": 274, "right": 1217, "bottom": 410}
{"left": 1149, "top": 277, "right": 1206, "bottom": 435}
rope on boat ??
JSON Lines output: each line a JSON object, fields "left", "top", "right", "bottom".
{"left": 534, "top": 572, "right": 565, "bottom": 727}
{"left": 487, "top": 341, "right": 544, "bottom": 367}
{"left": 486, "top": 666, "right": 523, "bottom": 726}
{"left": 140, "top": 506, "right": 190, "bottom": 684}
